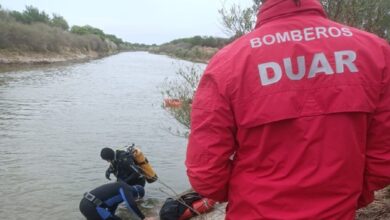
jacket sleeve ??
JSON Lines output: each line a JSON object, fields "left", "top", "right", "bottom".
{"left": 185, "top": 70, "right": 236, "bottom": 202}
{"left": 358, "top": 43, "right": 390, "bottom": 208}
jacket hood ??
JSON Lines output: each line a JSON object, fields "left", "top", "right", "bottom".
{"left": 255, "top": 0, "right": 327, "bottom": 28}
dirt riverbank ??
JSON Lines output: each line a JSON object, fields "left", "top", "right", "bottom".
{"left": 0, "top": 50, "right": 113, "bottom": 65}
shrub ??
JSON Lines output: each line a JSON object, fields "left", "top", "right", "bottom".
{"left": 160, "top": 65, "right": 203, "bottom": 137}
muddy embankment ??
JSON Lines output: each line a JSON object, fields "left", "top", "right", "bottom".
{"left": 0, "top": 49, "right": 117, "bottom": 65}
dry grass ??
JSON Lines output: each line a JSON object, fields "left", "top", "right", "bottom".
{"left": 0, "top": 15, "right": 115, "bottom": 55}
{"left": 357, "top": 188, "right": 390, "bottom": 220}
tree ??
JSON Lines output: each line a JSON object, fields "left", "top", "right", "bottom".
{"left": 320, "top": 0, "right": 390, "bottom": 41}
{"left": 71, "top": 25, "right": 105, "bottom": 37}
{"left": 22, "top": 5, "right": 50, "bottom": 24}
{"left": 9, "top": 5, "right": 50, "bottom": 24}
{"left": 218, "top": 1, "right": 259, "bottom": 38}
{"left": 9, "top": 10, "right": 26, "bottom": 23}
{"left": 71, "top": 25, "right": 125, "bottom": 47}
{"left": 105, "top": 34, "right": 124, "bottom": 45}
{"left": 51, "top": 14, "right": 69, "bottom": 30}
{"left": 161, "top": 65, "right": 202, "bottom": 137}
{"left": 219, "top": 0, "right": 390, "bottom": 41}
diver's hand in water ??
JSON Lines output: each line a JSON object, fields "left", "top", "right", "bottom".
{"left": 144, "top": 217, "right": 157, "bottom": 220}
{"left": 105, "top": 169, "right": 112, "bottom": 180}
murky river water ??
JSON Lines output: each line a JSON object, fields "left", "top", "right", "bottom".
{"left": 0, "top": 52, "right": 204, "bottom": 219}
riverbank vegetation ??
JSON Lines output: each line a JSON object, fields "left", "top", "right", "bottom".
{"left": 150, "top": 36, "right": 231, "bottom": 63}
{"left": 0, "top": 5, "right": 231, "bottom": 64}
{"left": 0, "top": 4, "right": 142, "bottom": 64}
{"left": 152, "top": 1, "right": 389, "bottom": 64}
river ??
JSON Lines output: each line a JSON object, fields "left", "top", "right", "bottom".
{"left": 0, "top": 52, "right": 204, "bottom": 219}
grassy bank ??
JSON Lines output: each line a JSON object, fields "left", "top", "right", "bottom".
{"left": 0, "top": 5, "right": 229, "bottom": 65}
{"left": 150, "top": 36, "right": 231, "bottom": 63}
{"left": 0, "top": 5, "right": 134, "bottom": 64}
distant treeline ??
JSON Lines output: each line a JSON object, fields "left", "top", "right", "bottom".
{"left": 150, "top": 36, "right": 232, "bottom": 63}
{"left": 0, "top": 5, "right": 143, "bottom": 54}
{"left": 0, "top": 4, "right": 231, "bottom": 63}
{"left": 169, "top": 36, "right": 230, "bottom": 48}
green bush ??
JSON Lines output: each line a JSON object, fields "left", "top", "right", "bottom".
{"left": 160, "top": 65, "right": 203, "bottom": 136}
{"left": 151, "top": 36, "right": 228, "bottom": 62}
{"left": 9, "top": 5, "right": 50, "bottom": 24}
{"left": 50, "top": 14, "right": 69, "bottom": 30}
{"left": 0, "top": 5, "right": 125, "bottom": 54}
{"left": 169, "top": 36, "right": 230, "bottom": 48}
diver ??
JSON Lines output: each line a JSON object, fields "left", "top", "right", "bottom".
{"left": 101, "top": 147, "right": 146, "bottom": 187}
{"left": 79, "top": 182, "right": 153, "bottom": 220}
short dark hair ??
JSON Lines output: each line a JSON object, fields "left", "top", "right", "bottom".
{"left": 100, "top": 147, "right": 115, "bottom": 160}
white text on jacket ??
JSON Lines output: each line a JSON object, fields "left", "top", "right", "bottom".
{"left": 259, "top": 50, "right": 359, "bottom": 86}
{"left": 250, "top": 26, "right": 353, "bottom": 48}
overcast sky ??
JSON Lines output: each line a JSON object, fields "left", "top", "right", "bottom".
{"left": 0, "top": 0, "right": 253, "bottom": 44}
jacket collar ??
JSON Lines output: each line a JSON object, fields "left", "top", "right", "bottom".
{"left": 255, "top": 0, "right": 327, "bottom": 28}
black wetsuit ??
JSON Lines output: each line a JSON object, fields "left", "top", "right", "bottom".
{"left": 79, "top": 182, "right": 145, "bottom": 220}
{"left": 109, "top": 150, "right": 146, "bottom": 187}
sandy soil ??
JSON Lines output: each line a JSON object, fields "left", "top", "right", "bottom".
{"left": 356, "top": 188, "right": 390, "bottom": 220}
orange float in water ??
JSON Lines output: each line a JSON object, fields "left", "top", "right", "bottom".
{"left": 164, "top": 98, "right": 182, "bottom": 108}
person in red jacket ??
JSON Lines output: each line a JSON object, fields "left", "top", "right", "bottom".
{"left": 185, "top": 0, "right": 390, "bottom": 219}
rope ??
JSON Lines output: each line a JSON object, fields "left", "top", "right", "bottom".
{"left": 131, "top": 160, "right": 205, "bottom": 216}
{"left": 116, "top": 144, "right": 225, "bottom": 217}
{"left": 157, "top": 177, "right": 227, "bottom": 217}
{"left": 158, "top": 187, "right": 201, "bottom": 216}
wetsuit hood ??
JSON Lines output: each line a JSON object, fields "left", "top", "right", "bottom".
{"left": 101, "top": 147, "right": 115, "bottom": 161}
{"left": 255, "top": 0, "right": 327, "bottom": 28}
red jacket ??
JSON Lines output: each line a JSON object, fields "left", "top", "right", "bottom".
{"left": 186, "top": 0, "right": 390, "bottom": 219}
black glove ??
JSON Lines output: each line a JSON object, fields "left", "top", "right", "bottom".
{"left": 105, "top": 168, "right": 112, "bottom": 180}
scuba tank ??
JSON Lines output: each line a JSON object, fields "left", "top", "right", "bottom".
{"left": 127, "top": 144, "right": 158, "bottom": 183}
{"left": 159, "top": 191, "right": 216, "bottom": 220}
